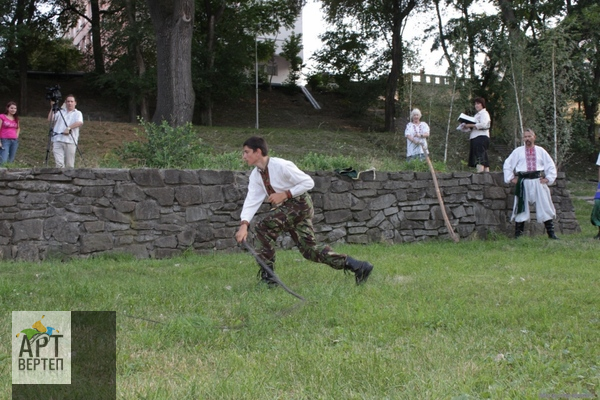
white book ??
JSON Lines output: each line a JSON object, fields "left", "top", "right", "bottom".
{"left": 457, "top": 113, "right": 477, "bottom": 124}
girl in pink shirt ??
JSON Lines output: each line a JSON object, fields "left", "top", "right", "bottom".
{"left": 0, "top": 101, "right": 20, "bottom": 165}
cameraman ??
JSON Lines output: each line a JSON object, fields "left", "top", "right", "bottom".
{"left": 47, "top": 95, "right": 83, "bottom": 168}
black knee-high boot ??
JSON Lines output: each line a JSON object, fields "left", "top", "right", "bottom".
{"left": 544, "top": 220, "right": 559, "bottom": 240}
{"left": 515, "top": 222, "right": 525, "bottom": 238}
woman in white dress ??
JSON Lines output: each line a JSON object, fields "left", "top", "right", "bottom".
{"left": 404, "top": 108, "right": 430, "bottom": 162}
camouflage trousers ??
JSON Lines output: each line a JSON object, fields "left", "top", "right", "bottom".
{"left": 254, "top": 193, "right": 347, "bottom": 270}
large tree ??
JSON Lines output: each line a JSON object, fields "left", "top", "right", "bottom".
{"left": 319, "top": 0, "right": 424, "bottom": 132}
{"left": 60, "top": 0, "right": 108, "bottom": 74}
{"left": 146, "top": 0, "right": 194, "bottom": 126}
{"left": 193, "top": 0, "right": 302, "bottom": 126}
{"left": 0, "top": 0, "right": 60, "bottom": 114}
{"left": 97, "top": 0, "right": 154, "bottom": 122}
{"left": 564, "top": 1, "right": 600, "bottom": 144}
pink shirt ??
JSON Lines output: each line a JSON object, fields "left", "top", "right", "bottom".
{"left": 0, "top": 114, "right": 19, "bottom": 139}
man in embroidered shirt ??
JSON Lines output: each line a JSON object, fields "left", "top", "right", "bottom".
{"left": 235, "top": 136, "right": 373, "bottom": 285}
{"left": 503, "top": 128, "right": 558, "bottom": 239}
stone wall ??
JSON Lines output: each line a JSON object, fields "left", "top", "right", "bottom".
{"left": 0, "top": 168, "right": 580, "bottom": 261}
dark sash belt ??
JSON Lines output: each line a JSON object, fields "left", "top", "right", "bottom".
{"left": 515, "top": 171, "right": 542, "bottom": 214}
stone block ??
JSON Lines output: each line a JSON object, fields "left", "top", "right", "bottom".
{"left": 115, "top": 183, "right": 146, "bottom": 201}
{"left": 346, "top": 234, "right": 368, "bottom": 244}
{"left": 84, "top": 221, "right": 105, "bottom": 233}
{"left": 330, "top": 179, "right": 353, "bottom": 193}
{"left": 0, "top": 195, "right": 17, "bottom": 207}
{"left": 200, "top": 170, "right": 234, "bottom": 185}
{"left": 384, "top": 207, "right": 399, "bottom": 216}
{"left": 133, "top": 200, "right": 160, "bottom": 220}
{"left": 312, "top": 176, "right": 331, "bottom": 193}
{"left": 155, "top": 235, "right": 177, "bottom": 248}
{"left": 324, "top": 209, "right": 352, "bottom": 224}
{"left": 112, "top": 200, "right": 136, "bottom": 213}
{"left": 196, "top": 224, "right": 215, "bottom": 241}
{"left": 93, "top": 207, "right": 131, "bottom": 224}
{"left": 80, "top": 233, "right": 114, "bottom": 253}
{"left": 404, "top": 211, "right": 430, "bottom": 221}
{"left": 366, "top": 211, "right": 385, "bottom": 228}
{"left": 52, "top": 222, "right": 80, "bottom": 244}
{"left": 484, "top": 186, "right": 507, "bottom": 199}
{"left": 452, "top": 206, "right": 467, "bottom": 219}
{"left": 145, "top": 187, "right": 175, "bottom": 206}
{"left": 131, "top": 169, "right": 164, "bottom": 187}
{"left": 201, "top": 186, "right": 224, "bottom": 203}
{"left": 163, "top": 169, "right": 200, "bottom": 184}
{"left": 105, "top": 222, "right": 130, "bottom": 232}
{"left": 13, "top": 219, "right": 43, "bottom": 241}
{"left": 186, "top": 206, "right": 210, "bottom": 222}
{"left": 348, "top": 226, "right": 368, "bottom": 234}
{"left": 15, "top": 242, "right": 40, "bottom": 262}
{"left": 177, "top": 230, "right": 195, "bottom": 246}
{"left": 175, "top": 185, "right": 202, "bottom": 206}
{"left": 353, "top": 209, "right": 371, "bottom": 222}
{"left": 94, "top": 169, "right": 131, "bottom": 181}
{"left": 323, "top": 193, "right": 353, "bottom": 210}
{"left": 73, "top": 178, "right": 115, "bottom": 187}
{"left": 327, "top": 228, "right": 347, "bottom": 242}
{"left": 8, "top": 181, "right": 50, "bottom": 191}
{"left": 0, "top": 220, "right": 11, "bottom": 237}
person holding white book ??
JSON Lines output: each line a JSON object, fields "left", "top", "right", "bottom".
{"left": 404, "top": 108, "right": 430, "bottom": 161}
{"left": 461, "top": 97, "right": 491, "bottom": 173}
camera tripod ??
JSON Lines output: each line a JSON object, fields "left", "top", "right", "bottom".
{"left": 44, "top": 101, "right": 86, "bottom": 167}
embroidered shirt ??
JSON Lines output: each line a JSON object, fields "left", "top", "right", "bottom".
{"left": 525, "top": 147, "right": 537, "bottom": 172}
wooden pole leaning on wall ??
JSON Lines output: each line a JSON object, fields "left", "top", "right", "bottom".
{"left": 421, "top": 144, "right": 460, "bottom": 243}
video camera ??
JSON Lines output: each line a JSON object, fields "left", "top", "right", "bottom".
{"left": 46, "top": 84, "right": 62, "bottom": 103}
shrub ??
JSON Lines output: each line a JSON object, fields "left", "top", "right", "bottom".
{"left": 117, "top": 119, "right": 205, "bottom": 168}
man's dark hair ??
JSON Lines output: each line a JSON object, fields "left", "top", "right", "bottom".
{"left": 243, "top": 136, "right": 268, "bottom": 156}
{"left": 473, "top": 97, "right": 486, "bottom": 108}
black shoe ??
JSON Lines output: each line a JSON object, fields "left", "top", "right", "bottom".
{"left": 345, "top": 256, "right": 373, "bottom": 285}
{"left": 594, "top": 233, "right": 600, "bottom": 240}
{"left": 544, "top": 220, "right": 559, "bottom": 240}
{"left": 514, "top": 222, "right": 525, "bottom": 239}
{"left": 257, "top": 267, "right": 278, "bottom": 286}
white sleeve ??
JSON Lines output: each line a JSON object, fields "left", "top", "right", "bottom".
{"left": 240, "top": 171, "right": 266, "bottom": 223}
{"left": 283, "top": 161, "right": 314, "bottom": 197}
{"left": 475, "top": 110, "right": 491, "bottom": 130}
{"left": 503, "top": 150, "right": 517, "bottom": 183}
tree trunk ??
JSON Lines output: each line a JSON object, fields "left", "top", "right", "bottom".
{"left": 384, "top": 0, "right": 414, "bottom": 132}
{"left": 434, "top": 0, "right": 456, "bottom": 75}
{"left": 15, "top": 0, "right": 35, "bottom": 115}
{"left": 147, "top": 0, "right": 195, "bottom": 126}
{"left": 126, "top": 0, "right": 149, "bottom": 122}
{"left": 199, "top": 7, "right": 224, "bottom": 126}
{"left": 90, "top": 0, "right": 105, "bottom": 74}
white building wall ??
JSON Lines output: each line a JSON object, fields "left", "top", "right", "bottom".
{"left": 259, "top": 12, "right": 304, "bottom": 85}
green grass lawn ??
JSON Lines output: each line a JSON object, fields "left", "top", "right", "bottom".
{"left": 1, "top": 195, "right": 598, "bottom": 399}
